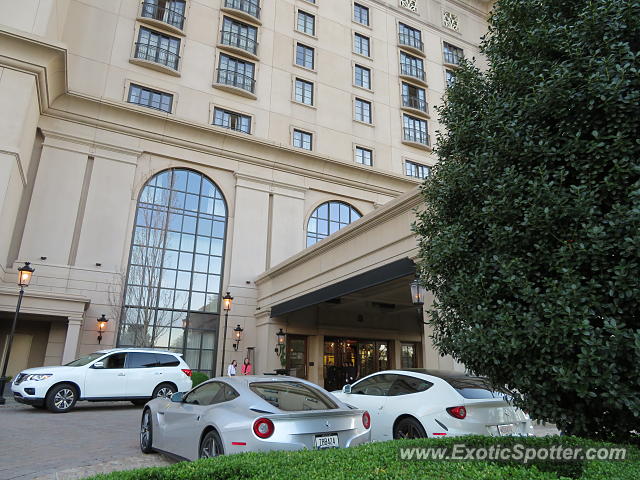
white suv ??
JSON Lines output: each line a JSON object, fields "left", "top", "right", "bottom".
{"left": 11, "top": 348, "right": 194, "bottom": 413}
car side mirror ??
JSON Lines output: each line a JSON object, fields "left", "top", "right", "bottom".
{"left": 92, "top": 361, "right": 104, "bottom": 369}
{"left": 342, "top": 384, "right": 351, "bottom": 394}
{"left": 170, "top": 392, "right": 185, "bottom": 403}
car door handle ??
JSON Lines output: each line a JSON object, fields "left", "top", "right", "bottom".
{"left": 117, "top": 373, "right": 125, "bottom": 376}
{"left": 155, "top": 372, "right": 162, "bottom": 375}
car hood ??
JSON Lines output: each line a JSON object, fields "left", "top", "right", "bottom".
{"left": 17, "top": 365, "right": 81, "bottom": 375}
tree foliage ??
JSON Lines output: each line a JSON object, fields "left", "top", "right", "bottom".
{"left": 414, "top": 0, "right": 640, "bottom": 440}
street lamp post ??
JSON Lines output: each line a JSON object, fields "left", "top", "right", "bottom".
{"left": 0, "top": 262, "right": 35, "bottom": 405}
{"left": 219, "top": 292, "right": 233, "bottom": 376}
{"left": 410, "top": 279, "right": 427, "bottom": 369}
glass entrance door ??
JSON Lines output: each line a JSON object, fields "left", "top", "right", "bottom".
{"left": 323, "top": 337, "right": 389, "bottom": 391}
{"left": 286, "top": 335, "right": 307, "bottom": 378}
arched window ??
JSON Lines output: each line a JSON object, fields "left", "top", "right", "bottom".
{"left": 118, "top": 169, "right": 227, "bottom": 375}
{"left": 306, "top": 201, "right": 362, "bottom": 247}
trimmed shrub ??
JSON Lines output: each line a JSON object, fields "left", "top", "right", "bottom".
{"left": 87, "top": 436, "right": 639, "bottom": 480}
{"left": 190, "top": 372, "right": 209, "bottom": 388}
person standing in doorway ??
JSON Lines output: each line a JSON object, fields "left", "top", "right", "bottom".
{"left": 241, "top": 358, "right": 252, "bottom": 375}
{"left": 227, "top": 359, "right": 237, "bottom": 376}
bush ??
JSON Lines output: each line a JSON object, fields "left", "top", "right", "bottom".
{"left": 191, "top": 372, "right": 209, "bottom": 388}
{"left": 88, "top": 436, "right": 639, "bottom": 480}
{"left": 414, "top": 0, "right": 640, "bottom": 440}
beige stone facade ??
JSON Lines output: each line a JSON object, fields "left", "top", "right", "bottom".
{"left": 0, "top": 0, "right": 488, "bottom": 387}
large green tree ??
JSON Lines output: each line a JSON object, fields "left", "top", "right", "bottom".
{"left": 414, "top": 0, "right": 640, "bottom": 440}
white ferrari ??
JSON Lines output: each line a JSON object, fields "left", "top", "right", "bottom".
{"left": 332, "top": 369, "right": 534, "bottom": 441}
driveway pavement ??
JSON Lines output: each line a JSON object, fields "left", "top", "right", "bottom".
{"left": 0, "top": 385, "right": 559, "bottom": 480}
{"left": 0, "top": 389, "right": 172, "bottom": 480}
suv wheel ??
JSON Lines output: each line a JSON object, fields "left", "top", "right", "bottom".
{"left": 152, "top": 383, "right": 176, "bottom": 399}
{"left": 46, "top": 383, "right": 78, "bottom": 413}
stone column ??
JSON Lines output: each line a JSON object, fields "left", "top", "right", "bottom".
{"left": 61, "top": 317, "right": 83, "bottom": 364}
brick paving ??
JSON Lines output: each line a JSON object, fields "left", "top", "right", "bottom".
{"left": 0, "top": 389, "right": 172, "bottom": 480}
{"left": 0, "top": 385, "right": 559, "bottom": 480}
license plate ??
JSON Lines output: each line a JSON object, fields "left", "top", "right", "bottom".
{"left": 315, "top": 434, "right": 339, "bottom": 449}
{"left": 497, "top": 424, "right": 515, "bottom": 436}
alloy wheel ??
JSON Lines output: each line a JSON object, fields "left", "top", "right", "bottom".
{"left": 54, "top": 388, "right": 74, "bottom": 410}
{"left": 200, "top": 432, "right": 222, "bottom": 458}
{"left": 156, "top": 387, "right": 173, "bottom": 398}
{"left": 140, "top": 411, "right": 151, "bottom": 449}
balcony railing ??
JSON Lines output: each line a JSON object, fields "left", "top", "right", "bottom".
{"left": 216, "top": 68, "right": 256, "bottom": 93}
{"left": 398, "top": 32, "right": 424, "bottom": 52}
{"left": 401, "top": 95, "right": 428, "bottom": 113}
{"left": 135, "top": 42, "right": 180, "bottom": 70}
{"left": 403, "top": 127, "right": 430, "bottom": 146}
{"left": 220, "top": 30, "right": 258, "bottom": 55}
{"left": 224, "top": 0, "right": 260, "bottom": 20}
{"left": 400, "top": 62, "right": 425, "bottom": 82}
{"left": 140, "top": 1, "right": 185, "bottom": 30}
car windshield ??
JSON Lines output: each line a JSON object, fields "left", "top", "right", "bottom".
{"left": 65, "top": 352, "right": 105, "bottom": 366}
{"left": 250, "top": 381, "right": 338, "bottom": 411}
{"left": 403, "top": 369, "right": 512, "bottom": 399}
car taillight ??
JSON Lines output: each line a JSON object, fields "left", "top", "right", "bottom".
{"left": 446, "top": 406, "right": 467, "bottom": 419}
{"left": 181, "top": 369, "right": 192, "bottom": 377}
{"left": 362, "top": 411, "right": 371, "bottom": 429}
{"left": 253, "top": 418, "right": 275, "bottom": 439}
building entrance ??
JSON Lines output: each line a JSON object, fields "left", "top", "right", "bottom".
{"left": 323, "top": 337, "right": 389, "bottom": 391}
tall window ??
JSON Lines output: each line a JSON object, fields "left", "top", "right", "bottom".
{"left": 220, "top": 17, "right": 258, "bottom": 55}
{"left": 354, "top": 3, "right": 369, "bottom": 26}
{"left": 213, "top": 107, "right": 251, "bottom": 133}
{"left": 141, "top": 0, "right": 186, "bottom": 29}
{"left": 128, "top": 84, "right": 173, "bottom": 113}
{"left": 224, "top": 0, "right": 260, "bottom": 20}
{"left": 355, "top": 98, "right": 372, "bottom": 123}
{"left": 293, "top": 129, "right": 313, "bottom": 150}
{"left": 398, "top": 23, "right": 423, "bottom": 52}
{"left": 355, "top": 146, "right": 373, "bottom": 166}
{"left": 354, "top": 33, "right": 370, "bottom": 57}
{"left": 119, "top": 169, "right": 228, "bottom": 375}
{"left": 354, "top": 64, "right": 371, "bottom": 89}
{"left": 135, "top": 27, "right": 181, "bottom": 70}
{"left": 217, "top": 54, "right": 255, "bottom": 93}
{"left": 443, "top": 42, "right": 464, "bottom": 65}
{"left": 295, "top": 78, "right": 314, "bottom": 105}
{"left": 401, "top": 82, "right": 427, "bottom": 113}
{"left": 445, "top": 69, "right": 456, "bottom": 87}
{"left": 296, "top": 43, "right": 315, "bottom": 69}
{"left": 403, "top": 114, "right": 429, "bottom": 145}
{"left": 297, "top": 10, "right": 315, "bottom": 35}
{"left": 307, "top": 201, "right": 362, "bottom": 246}
{"left": 400, "top": 51, "right": 425, "bottom": 81}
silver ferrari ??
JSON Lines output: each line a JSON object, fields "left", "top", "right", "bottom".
{"left": 140, "top": 375, "right": 371, "bottom": 460}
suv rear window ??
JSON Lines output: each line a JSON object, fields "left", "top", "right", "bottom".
{"left": 250, "top": 381, "right": 338, "bottom": 411}
{"left": 156, "top": 353, "right": 180, "bottom": 367}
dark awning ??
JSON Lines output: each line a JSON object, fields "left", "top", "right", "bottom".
{"left": 270, "top": 258, "right": 416, "bottom": 317}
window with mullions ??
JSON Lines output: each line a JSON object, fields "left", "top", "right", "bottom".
{"left": 354, "top": 64, "right": 371, "bottom": 89}
{"left": 405, "top": 160, "right": 431, "bottom": 179}
{"left": 443, "top": 42, "right": 464, "bottom": 66}
{"left": 355, "top": 146, "right": 373, "bottom": 166}
{"left": 355, "top": 98, "right": 372, "bottom": 123}
{"left": 128, "top": 84, "right": 173, "bottom": 113}
{"left": 445, "top": 69, "right": 456, "bottom": 87}
{"left": 354, "top": 33, "right": 370, "bottom": 57}
{"left": 306, "top": 201, "right": 361, "bottom": 246}
{"left": 213, "top": 107, "right": 251, "bottom": 133}
{"left": 217, "top": 53, "right": 255, "bottom": 93}
{"left": 296, "top": 43, "right": 315, "bottom": 69}
{"left": 135, "top": 27, "right": 181, "bottom": 70}
{"left": 118, "top": 169, "right": 228, "bottom": 376}
{"left": 293, "top": 129, "right": 313, "bottom": 150}
{"left": 140, "top": 0, "right": 186, "bottom": 30}
{"left": 295, "top": 78, "right": 314, "bottom": 105}
{"left": 220, "top": 16, "right": 258, "bottom": 55}
{"left": 297, "top": 10, "right": 315, "bottom": 35}
{"left": 398, "top": 23, "right": 423, "bottom": 52}
{"left": 354, "top": 3, "right": 369, "bottom": 26}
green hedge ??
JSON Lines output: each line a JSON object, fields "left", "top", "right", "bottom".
{"left": 190, "top": 372, "right": 209, "bottom": 388}
{"left": 88, "top": 436, "right": 638, "bottom": 480}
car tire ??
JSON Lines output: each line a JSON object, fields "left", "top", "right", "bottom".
{"left": 45, "top": 383, "right": 78, "bottom": 413}
{"left": 140, "top": 408, "right": 154, "bottom": 454}
{"left": 152, "top": 383, "right": 176, "bottom": 399}
{"left": 199, "top": 430, "right": 224, "bottom": 458}
{"left": 393, "top": 417, "right": 427, "bottom": 439}
{"left": 131, "top": 399, "right": 148, "bottom": 406}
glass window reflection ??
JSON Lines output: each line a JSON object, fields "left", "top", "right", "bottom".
{"left": 306, "top": 201, "right": 362, "bottom": 247}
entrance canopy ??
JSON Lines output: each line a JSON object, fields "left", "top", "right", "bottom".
{"left": 270, "top": 258, "right": 416, "bottom": 317}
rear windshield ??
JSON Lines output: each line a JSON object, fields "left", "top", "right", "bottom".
{"left": 404, "top": 369, "right": 511, "bottom": 399}
{"left": 250, "top": 381, "right": 338, "bottom": 411}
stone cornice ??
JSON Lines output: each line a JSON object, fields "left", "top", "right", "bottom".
{"left": 0, "top": 26, "right": 67, "bottom": 112}
{"left": 255, "top": 187, "right": 423, "bottom": 284}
